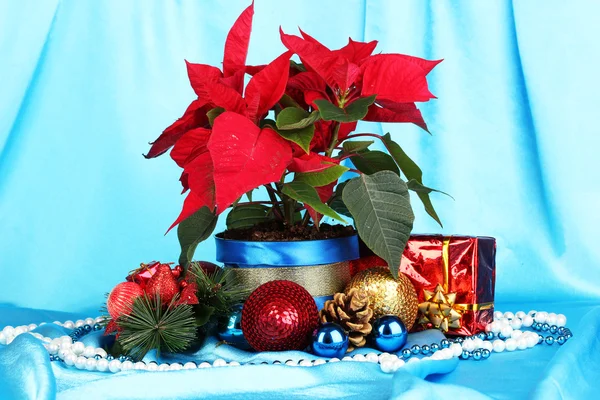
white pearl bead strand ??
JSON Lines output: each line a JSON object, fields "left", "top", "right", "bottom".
{"left": 0, "top": 310, "right": 571, "bottom": 374}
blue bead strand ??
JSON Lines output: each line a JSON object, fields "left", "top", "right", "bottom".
{"left": 37, "top": 309, "right": 574, "bottom": 368}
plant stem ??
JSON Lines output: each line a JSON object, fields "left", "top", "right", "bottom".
{"left": 234, "top": 201, "right": 284, "bottom": 206}
{"left": 301, "top": 210, "right": 311, "bottom": 227}
{"left": 345, "top": 133, "right": 382, "bottom": 140}
{"left": 325, "top": 122, "right": 341, "bottom": 157}
{"left": 284, "top": 196, "right": 295, "bottom": 226}
{"left": 265, "top": 185, "right": 284, "bottom": 221}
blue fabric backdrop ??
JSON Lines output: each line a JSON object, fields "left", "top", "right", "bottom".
{"left": 1, "top": 0, "right": 599, "bottom": 398}
{"left": 1, "top": 0, "right": 599, "bottom": 313}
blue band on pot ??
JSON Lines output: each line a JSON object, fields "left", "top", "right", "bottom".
{"left": 215, "top": 235, "right": 360, "bottom": 266}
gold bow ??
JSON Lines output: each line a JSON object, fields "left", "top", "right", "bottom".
{"left": 418, "top": 284, "right": 463, "bottom": 332}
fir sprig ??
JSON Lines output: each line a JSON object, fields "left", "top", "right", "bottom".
{"left": 189, "top": 263, "right": 248, "bottom": 321}
{"left": 116, "top": 294, "right": 196, "bottom": 360}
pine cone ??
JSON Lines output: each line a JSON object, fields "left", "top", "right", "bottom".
{"left": 319, "top": 288, "right": 373, "bottom": 352}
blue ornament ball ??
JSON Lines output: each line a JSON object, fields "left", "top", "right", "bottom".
{"left": 218, "top": 305, "right": 252, "bottom": 350}
{"left": 372, "top": 315, "right": 408, "bottom": 353}
{"left": 311, "top": 323, "right": 349, "bottom": 358}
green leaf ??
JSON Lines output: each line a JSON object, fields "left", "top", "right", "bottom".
{"left": 342, "top": 171, "right": 414, "bottom": 278}
{"left": 207, "top": 107, "right": 225, "bottom": 127}
{"left": 245, "top": 190, "right": 253, "bottom": 202}
{"left": 295, "top": 164, "right": 349, "bottom": 187}
{"left": 276, "top": 127, "right": 315, "bottom": 154}
{"left": 329, "top": 181, "right": 352, "bottom": 217}
{"left": 278, "top": 94, "right": 302, "bottom": 109}
{"left": 406, "top": 179, "right": 454, "bottom": 199}
{"left": 259, "top": 119, "right": 277, "bottom": 129}
{"left": 177, "top": 207, "right": 218, "bottom": 271}
{"left": 290, "top": 60, "right": 306, "bottom": 72}
{"left": 382, "top": 133, "right": 445, "bottom": 227}
{"left": 314, "top": 95, "right": 376, "bottom": 122}
{"left": 226, "top": 204, "right": 272, "bottom": 230}
{"left": 293, "top": 210, "right": 303, "bottom": 223}
{"left": 342, "top": 140, "right": 374, "bottom": 154}
{"left": 274, "top": 107, "right": 316, "bottom": 153}
{"left": 277, "top": 109, "right": 320, "bottom": 130}
{"left": 282, "top": 182, "right": 345, "bottom": 223}
{"left": 350, "top": 150, "right": 400, "bottom": 175}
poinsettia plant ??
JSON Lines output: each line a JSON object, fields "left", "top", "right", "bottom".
{"left": 145, "top": 2, "right": 445, "bottom": 278}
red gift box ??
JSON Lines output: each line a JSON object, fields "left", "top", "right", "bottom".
{"left": 400, "top": 235, "right": 496, "bottom": 336}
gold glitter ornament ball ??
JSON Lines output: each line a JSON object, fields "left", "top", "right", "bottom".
{"left": 344, "top": 267, "right": 418, "bottom": 331}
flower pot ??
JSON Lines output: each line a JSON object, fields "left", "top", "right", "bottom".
{"left": 215, "top": 234, "right": 360, "bottom": 309}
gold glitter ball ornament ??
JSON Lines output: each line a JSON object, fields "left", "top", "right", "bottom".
{"left": 344, "top": 267, "right": 419, "bottom": 331}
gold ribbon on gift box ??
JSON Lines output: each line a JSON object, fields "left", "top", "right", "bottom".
{"left": 418, "top": 238, "right": 494, "bottom": 332}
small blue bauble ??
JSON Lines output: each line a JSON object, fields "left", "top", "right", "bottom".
{"left": 411, "top": 344, "right": 421, "bottom": 355}
{"left": 218, "top": 305, "right": 252, "bottom": 350}
{"left": 401, "top": 348, "right": 412, "bottom": 359}
{"left": 311, "top": 322, "right": 349, "bottom": 358}
{"left": 372, "top": 315, "right": 408, "bottom": 353}
{"left": 421, "top": 344, "right": 430, "bottom": 355}
{"left": 430, "top": 343, "right": 440, "bottom": 352}
{"left": 440, "top": 339, "right": 450, "bottom": 348}
{"left": 472, "top": 349, "right": 482, "bottom": 360}
{"left": 541, "top": 323, "right": 550, "bottom": 331}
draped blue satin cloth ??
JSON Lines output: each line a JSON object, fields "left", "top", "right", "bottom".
{"left": 1, "top": 0, "right": 600, "bottom": 398}
{"left": 1, "top": 302, "right": 599, "bottom": 399}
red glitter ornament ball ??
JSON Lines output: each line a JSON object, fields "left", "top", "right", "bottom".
{"left": 107, "top": 282, "right": 144, "bottom": 319}
{"left": 241, "top": 280, "right": 319, "bottom": 352}
{"left": 145, "top": 264, "right": 179, "bottom": 304}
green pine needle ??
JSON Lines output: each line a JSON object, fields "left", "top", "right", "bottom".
{"left": 189, "top": 263, "right": 249, "bottom": 318}
{"left": 116, "top": 294, "right": 197, "bottom": 360}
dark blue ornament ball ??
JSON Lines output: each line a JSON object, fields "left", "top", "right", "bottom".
{"left": 311, "top": 322, "right": 349, "bottom": 358}
{"left": 372, "top": 315, "right": 408, "bottom": 352}
{"left": 218, "top": 305, "right": 252, "bottom": 350}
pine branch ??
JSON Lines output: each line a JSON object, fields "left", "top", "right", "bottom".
{"left": 189, "top": 263, "right": 249, "bottom": 318}
{"left": 116, "top": 294, "right": 197, "bottom": 360}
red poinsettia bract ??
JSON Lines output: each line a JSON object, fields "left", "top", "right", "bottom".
{"left": 146, "top": 1, "right": 441, "bottom": 231}
{"left": 280, "top": 28, "right": 441, "bottom": 131}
